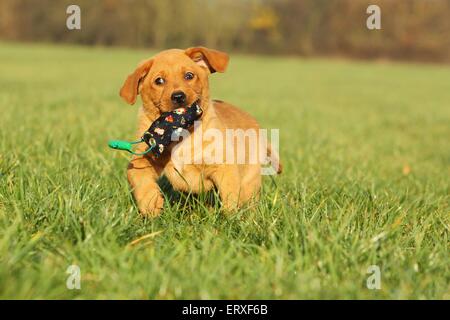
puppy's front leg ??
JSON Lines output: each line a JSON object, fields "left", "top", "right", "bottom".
{"left": 127, "top": 156, "right": 163, "bottom": 217}
{"left": 211, "top": 166, "right": 242, "bottom": 213}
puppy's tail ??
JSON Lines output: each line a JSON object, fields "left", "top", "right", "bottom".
{"left": 267, "top": 143, "right": 282, "bottom": 174}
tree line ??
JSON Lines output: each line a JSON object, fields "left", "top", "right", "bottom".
{"left": 0, "top": 0, "right": 448, "bottom": 62}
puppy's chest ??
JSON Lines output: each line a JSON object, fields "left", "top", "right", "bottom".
{"left": 162, "top": 124, "right": 216, "bottom": 192}
{"left": 163, "top": 162, "right": 213, "bottom": 193}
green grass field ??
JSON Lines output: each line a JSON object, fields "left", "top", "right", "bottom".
{"left": 0, "top": 42, "right": 448, "bottom": 299}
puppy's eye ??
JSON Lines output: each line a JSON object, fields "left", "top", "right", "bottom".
{"left": 154, "top": 77, "right": 165, "bottom": 85}
{"left": 184, "top": 72, "right": 194, "bottom": 80}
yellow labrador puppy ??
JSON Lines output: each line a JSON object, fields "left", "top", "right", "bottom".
{"left": 120, "top": 47, "right": 281, "bottom": 217}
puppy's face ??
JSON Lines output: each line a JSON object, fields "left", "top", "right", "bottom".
{"left": 142, "top": 51, "right": 206, "bottom": 112}
{"left": 120, "top": 47, "right": 229, "bottom": 113}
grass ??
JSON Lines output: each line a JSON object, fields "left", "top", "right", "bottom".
{"left": 0, "top": 42, "right": 449, "bottom": 299}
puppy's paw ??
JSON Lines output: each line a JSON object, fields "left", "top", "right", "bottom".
{"left": 137, "top": 192, "right": 164, "bottom": 218}
{"left": 220, "top": 195, "right": 241, "bottom": 215}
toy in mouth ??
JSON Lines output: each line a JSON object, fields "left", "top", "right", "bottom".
{"left": 108, "top": 100, "right": 203, "bottom": 157}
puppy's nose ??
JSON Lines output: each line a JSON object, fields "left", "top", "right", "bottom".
{"left": 171, "top": 91, "right": 186, "bottom": 105}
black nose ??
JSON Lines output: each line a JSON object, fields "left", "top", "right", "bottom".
{"left": 171, "top": 91, "right": 186, "bottom": 105}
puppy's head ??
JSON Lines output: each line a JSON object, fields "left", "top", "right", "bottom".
{"left": 120, "top": 47, "right": 229, "bottom": 113}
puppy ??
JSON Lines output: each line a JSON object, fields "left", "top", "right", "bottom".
{"left": 119, "top": 47, "right": 281, "bottom": 217}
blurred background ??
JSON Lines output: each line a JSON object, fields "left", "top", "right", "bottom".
{"left": 1, "top": 0, "right": 449, "bottom": 63}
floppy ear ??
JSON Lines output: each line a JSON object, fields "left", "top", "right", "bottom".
{"left": 119, "top": 58, "right": 153, "bottom": 105}
{"left": 185, "top": 47, "right": 229, "bottom": 74}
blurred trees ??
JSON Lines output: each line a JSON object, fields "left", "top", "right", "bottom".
{"left": 0, "top": 0, "right": 448, "bottom": 62}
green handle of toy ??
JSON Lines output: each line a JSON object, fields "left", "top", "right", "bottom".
{"left": 108, "top": 140, "right": 132, "bottom": 152}
{"left": 108, "top": 139, "right": 153, "bottom": 156}
{"left": 108, "top": 140, "right": 134, "bottom": 153}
